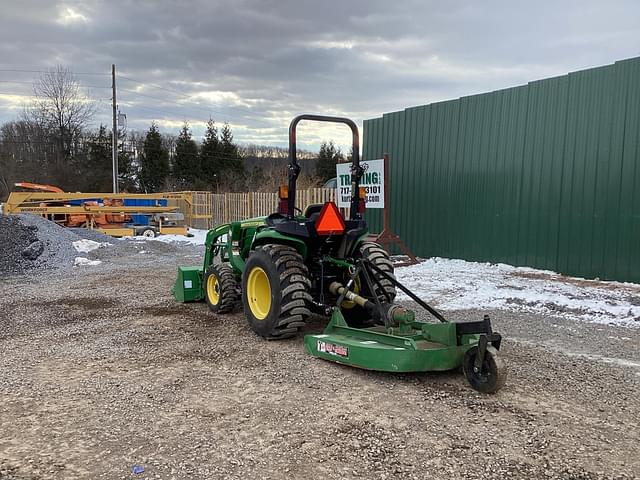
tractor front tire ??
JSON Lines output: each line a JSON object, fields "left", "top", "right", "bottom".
{"left": 342, "top": 242, "right": 397, "bottom": 326}
{"left": 204, "top": 263, "right": 240, "bottom": 314}
{"left": 242, "top": 245, "right": 312, "bottom": 339}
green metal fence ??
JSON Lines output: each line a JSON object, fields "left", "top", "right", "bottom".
{"left": 363, "top": 57, "right": 640, "bottom": 282}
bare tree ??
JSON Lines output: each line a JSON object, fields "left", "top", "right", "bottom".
{"left": 0, "top": 120, "right": 52, "bottom": 200}
{"left": 23, "top": 65, "right": 96, "bottom": 184}
{"left": 31, "top": 65, "right": 95, "bottom": 137}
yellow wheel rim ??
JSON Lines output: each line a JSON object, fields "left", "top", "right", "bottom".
{"left": 207, "top": 274, "right": 220, "bottom": 305}
{"left": 247, "top": 267, "right": 271, "bottom": 320}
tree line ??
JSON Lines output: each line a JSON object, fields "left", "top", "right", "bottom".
{"left": 0, "top": 66, "right": 346, "bottom": 201}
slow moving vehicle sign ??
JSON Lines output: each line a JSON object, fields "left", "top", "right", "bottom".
{"left": 335, "top": 158, "right": 384, "bottom": 208}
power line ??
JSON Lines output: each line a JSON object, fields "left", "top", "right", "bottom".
{"left": 119, "top": 88, "right": 191, "bottom": 104}
{"left": 1, "top": 140, "right": 265, "bottom": 164}
{"left": 0, "top": 137, "right": 111, "bottom": 146}
{"left": 119, "top": 75, "right": 200, "bottom": 101}
{"left": 117, "top": 102, "right": 205, "bottom": 121}
{"left": 0, "top": 68, "right": 262, "bottom": 128}
{"left": 0, "top": 80, "right": 36, "bottom": 85}
{"left": 0, "top": 80, "right": 110, "bottom": 89}
{"left": 118, "top": 88, "right": 258, "bottom": 124}
{"left": 0, "top": 92, "right": 38, "bottom": 97}
{"left": 116, "top": 98, "right": 257, "bottom": 128}
{"left": 118, "top": 76, "right": 256, "bottom": 123}
{"left": 0, "top": 68, "right": 281, "bottom": 147}
{"left": 120, "top": 96, "right": 243, "bottom": 121}
{"left": 119, "top": 90, "right": 248, "bottom": 122}
{"left": 0, "top": 68, "right": 109, "bottom": 76}
{"left": 0, "top": 91, "right": 111, "bottom": 103}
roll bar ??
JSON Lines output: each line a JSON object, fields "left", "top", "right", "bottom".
{"left": 288, "top": 114, "right": 362, "bottom": 220}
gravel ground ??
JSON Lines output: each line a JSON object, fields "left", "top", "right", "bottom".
{"left": 0, "top": 243, "right": 639, "bottom": 480}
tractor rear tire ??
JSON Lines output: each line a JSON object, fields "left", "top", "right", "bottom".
{"left": 242, "top": 245, "right": 312, "bottom": 339}
{"left": 204, "top": 263, "right": 240, "bottom": 314}
{"left": 342, "top": 242, "right": 396, "bottom": 326}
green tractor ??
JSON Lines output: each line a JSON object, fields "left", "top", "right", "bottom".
{"left": 174, "top": 114, "right": 506, "bottom": 393}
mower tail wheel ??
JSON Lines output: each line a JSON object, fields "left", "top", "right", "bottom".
{"left": 462, "top": 345, "right": 507, "bottom": 394}
{"left": 242, "top": 244, "right": 312, "bottom": 339}
{"left": 204, "top": 263, "right": 240, "bottom": 314}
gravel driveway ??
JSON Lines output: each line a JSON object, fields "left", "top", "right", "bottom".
{"left": 0, "top": 242, "right": 638, "bottom": 479}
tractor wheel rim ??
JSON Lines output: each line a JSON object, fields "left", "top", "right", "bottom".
{"left": 247, "top": 267, "right": 271, "bottom": 320}
{"left": 207, "top": 275, "right": 220, "bottom": 305}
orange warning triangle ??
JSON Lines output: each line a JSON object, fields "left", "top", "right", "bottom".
{"left": 315, "top": 201, "right": 346, "bottom": 235}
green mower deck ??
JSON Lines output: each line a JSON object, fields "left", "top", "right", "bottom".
{"left": 302, "top": 277, "right": 507, "bottom": 393}
{"left": 304, "top": 308, "right": 478, "bottom": 372}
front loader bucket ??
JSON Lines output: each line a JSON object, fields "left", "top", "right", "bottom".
{"left": 172, "top": 266, "right": 204, "bottom": 302}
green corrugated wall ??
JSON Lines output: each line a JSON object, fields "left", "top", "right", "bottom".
{"left": 363, "top": 57, "right": 640, "bottom": 282}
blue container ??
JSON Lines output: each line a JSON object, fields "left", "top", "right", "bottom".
{"left": 124, "top": 198, "right": 167, "bottom": 225}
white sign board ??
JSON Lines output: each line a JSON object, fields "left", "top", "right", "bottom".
{"left": 336, "top": 159, "right": 385, "bottom": 209}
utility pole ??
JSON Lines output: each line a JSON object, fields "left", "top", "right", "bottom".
{"left": 111, "top": 64, "right": 119, "bottom": 193}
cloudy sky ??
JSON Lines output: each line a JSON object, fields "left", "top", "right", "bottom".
{"left": 1, "top": 0, "right": 639, "bottom": 149}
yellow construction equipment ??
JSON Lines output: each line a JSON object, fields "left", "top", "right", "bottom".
{"left": 5, "top": 184, "right": 191, "bottom": 237}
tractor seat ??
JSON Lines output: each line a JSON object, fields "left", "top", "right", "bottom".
{"left": 304, "top": 203, "right": 324, "bottom": 218}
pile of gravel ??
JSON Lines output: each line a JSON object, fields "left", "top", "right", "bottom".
{"left": 69, "top": 227, "right": 115, "bottom": 243}
{"left": 0, "top": 214, "right": 83, "bottom": 276}
{"left": 0, "top": 214, "right": 199, "bottom": 276}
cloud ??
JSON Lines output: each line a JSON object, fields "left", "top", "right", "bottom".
{"left": 0, "top": 93, "right": 30, "bottom": 109}
{"left": 56, "top": 5, "right": 90, "bottom": 26}
{"left": 0, "top": 0, "right": 638, "bottom": 150}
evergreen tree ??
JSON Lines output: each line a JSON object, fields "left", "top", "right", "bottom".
{"left": 246, "top": 165, "right": 267, "bottom": 191}
{"left": 173, "top": 122, "right": 200, "bottom": 189}
{"left": 200, "top": 119, "right": 220, "bottom": 187}
{"left": 118, "top": 148, "right": 138, "bottom": 192}
{"left": 84, "top": 125, "right": 112, "bottom": 191}
{"left": 139, "top": 122, "right": 169, "bottom": 192}
{"left": 219, "top": 122, "right": 245, "bottom": 182}
{"left": 315, "top": 141, "right": 343, "bottom": 182}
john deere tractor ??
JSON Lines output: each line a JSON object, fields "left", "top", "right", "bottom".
{"left": 174, "top": 114, "right": 506, "bottom": 393}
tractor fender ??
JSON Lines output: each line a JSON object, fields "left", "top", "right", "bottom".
{"left": 346, "top": 232, "right": 371, "bottom": 257}
{"left": 252, "top": 230, "right": 308, "bottom": 259}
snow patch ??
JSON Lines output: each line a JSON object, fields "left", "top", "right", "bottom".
{"left": 72, "top": 239, "right": 110, "bottom": 253}
{"left": 74, "top": 257, "right": 102, "bottom": 267}
{"left": 395, "top": 257, "right": 640, "bottom": 328}
{"left": 147, "top": 228, "right": 209, "bottom": 246}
